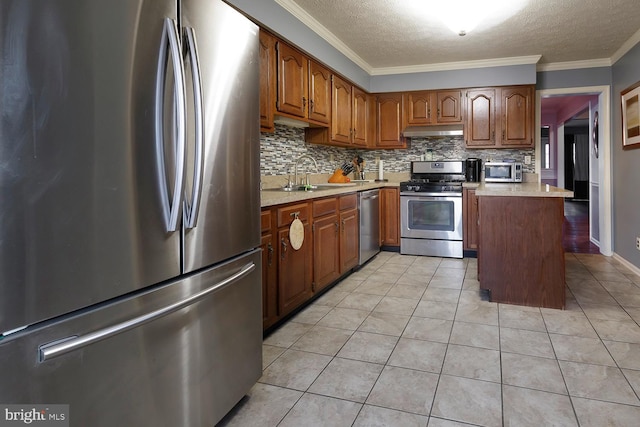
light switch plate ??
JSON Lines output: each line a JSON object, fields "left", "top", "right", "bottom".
{"left": 524, "top": 155, "right": 532, "bottom": 165}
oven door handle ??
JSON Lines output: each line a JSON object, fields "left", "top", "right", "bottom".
{"left": 400, "top": 193, "right": 462, "bottom": 198}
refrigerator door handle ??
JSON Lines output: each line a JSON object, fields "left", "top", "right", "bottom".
{"left": 183, "top": 26, "right": 204, "bottom": 229}
{"left": 155, "top": 17, "right": 187, "bottom": 232}
{"left": 38, "top": 262, "right": 256, "bottom": 362}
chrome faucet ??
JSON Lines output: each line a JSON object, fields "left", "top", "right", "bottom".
{"left": 294, "top": 154, "right": 319, "bottom": 186}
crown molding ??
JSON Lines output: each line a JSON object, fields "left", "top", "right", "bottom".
{"left": 274, "top": 0, "right": 373, "bottom": 74}
{"left": 611, "top": 27, "right": 640, "bottom": 65}
{"left": 536, "top": 59, "right": 612, "bottom": 72}
{"left": 370, "top": 55, "right": 542, "bottom": 76}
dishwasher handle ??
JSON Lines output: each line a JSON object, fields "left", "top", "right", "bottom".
{"left": 38, "top": 262, "right": 256, "bottom": 362}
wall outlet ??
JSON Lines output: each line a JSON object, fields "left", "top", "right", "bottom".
{"left": 636, "top": 237, "right": 640, "bottom": 251}
{"left": 524, "top": 155, "right": 532, "bottom": 165}
{"left": 329, "top": 153, "right": 334, "bottom": 162}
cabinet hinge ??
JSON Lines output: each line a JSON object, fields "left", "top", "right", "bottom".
{"left": 312, "top": 223, "right": 315, "bottom": 232}
{"left": 312, "top": 282, "right": 316, "bottom": 292}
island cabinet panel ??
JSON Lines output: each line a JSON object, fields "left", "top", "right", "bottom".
{"left": 478, "top": 196, "right": 565, "bottom": 309}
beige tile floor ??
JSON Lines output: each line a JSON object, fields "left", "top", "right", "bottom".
{"left": 218, "top": 252, "right": 640, "bottom": 426}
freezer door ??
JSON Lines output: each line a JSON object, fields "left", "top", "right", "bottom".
{"left": 180, "top": 0, "right": 261, "bottom": 273}
{"left": 0, "top": 250, "right": 262, "bottom": 427}
{"left": 0, "top": 0, "right": 183, "bottom": 333}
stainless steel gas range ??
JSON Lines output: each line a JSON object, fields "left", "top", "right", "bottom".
{"left": 400, "top": 161, "right": 466, "bottom": 258}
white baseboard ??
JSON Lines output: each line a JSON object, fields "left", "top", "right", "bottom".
{"left": 612, "top": 253, "right": 640, "bottom": 276}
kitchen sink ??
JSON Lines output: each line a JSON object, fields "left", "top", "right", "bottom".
{"left": 262, "top": 185, "right": 331, "bottom": 192}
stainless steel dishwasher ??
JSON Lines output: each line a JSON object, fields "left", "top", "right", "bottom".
{"left": 359, "top": 189, "right": 381, "bottom": 265}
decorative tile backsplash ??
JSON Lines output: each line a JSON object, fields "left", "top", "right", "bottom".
{"left": 260, "top": 124, "right": 535, "bottom": 176}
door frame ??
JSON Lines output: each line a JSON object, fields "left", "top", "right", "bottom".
{"left": 535, "top": 86, "right": 612, "bottom": 256}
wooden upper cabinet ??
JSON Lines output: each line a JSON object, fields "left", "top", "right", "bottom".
{"left": 259, "top": 31, "right": 276, "bottom": 132}
{"left": 308, "top": 61, "right": 331, "bottom": 125}
{"left": 276, "top": 42, "right": 308, "bottom": 119}
{"left": 464, "top": 85, "right": 534, "bottom": 149}
{"left": 352, "top": 87, "right": 369, "bottom": 147}
{"left": 331, "top": 75, "right": 353, "bottom": 144}
{"left": 465, "top": 88, "right": 497, "bottom": 147}
{"left": 437, "top": 90, "right": 463, "bottom": 123}
{"left": 376, "top": 93, "right": 406, "bottom": 148}
{"left": 405, "top": 90, "right": 462, "bottom": 125}
{"left": 405, "top": 92, "right": 434, "bottom": 125}
{"left": 500, "top": 86, "right": 534, "bottom": 147}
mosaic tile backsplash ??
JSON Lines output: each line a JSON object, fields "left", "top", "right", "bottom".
{"left": 260, "top": 124, "right": 535, "bottom": 176}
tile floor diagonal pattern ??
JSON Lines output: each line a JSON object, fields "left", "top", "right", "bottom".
{"left": 218, "top": 252, "right": 640, "bottom": 427}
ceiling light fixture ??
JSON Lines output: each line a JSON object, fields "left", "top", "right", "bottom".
{"left": 413, "top": 0, "right": 529, "bottom": 37}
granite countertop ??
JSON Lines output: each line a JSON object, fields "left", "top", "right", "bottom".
{"left": 474, "top": 182, "right": 574, "bottom": 198}
{"left": 261, "top": 181, "right": 399, "bottom": 207}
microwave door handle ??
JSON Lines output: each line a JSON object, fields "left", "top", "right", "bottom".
{"left": 184, "top": 26, "right": 204, "bottom": 229}
{"left": 155, "top": 18, "right": 187, "bottom": 232}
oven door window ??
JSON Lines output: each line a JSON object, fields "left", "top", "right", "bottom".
{"left": 408, "top": 200, "right": 455, "bottom": 232}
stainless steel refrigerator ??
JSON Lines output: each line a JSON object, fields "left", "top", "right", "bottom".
{"left": 0, "top": 1, "right": 261, "bottom": 425}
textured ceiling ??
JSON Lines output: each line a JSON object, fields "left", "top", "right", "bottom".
{"left": 280, "top": 0, "right": 640, "bottom": 72}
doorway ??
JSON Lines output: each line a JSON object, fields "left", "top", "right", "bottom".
{"left": 536, "top": 86, "right": 612, "bottom": 256}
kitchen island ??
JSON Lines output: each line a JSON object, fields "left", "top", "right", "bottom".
{"left": 475, "top": 182, "right": 573, "bottom": 309}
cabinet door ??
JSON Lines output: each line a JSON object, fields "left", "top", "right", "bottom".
{"left": 500, "top": 86, "right": 533, "bottom": 147}
{"left": 278, "top": 224, "right": 313, "bottom": 316}
{"left": 377, "top": 93, "right": 405, "bottom": 148}
{"left": 313, "top": 215, "right": 340, "bottom": 292}
{"left": 309, "top": 61, "right": 331, "bottom": 125}
{"left": 405, "top": 91, "right": 434, "bottom": 125}
{"left": 340, "top": 208, "right": 359, "bottom": 272}
{"left": 463, "top": 188, "right": 479, "bottom": 251}
{"left": 261, "top": 233, "right": 278, "bottom": 329}
{"left": 380, "top": 188, "right": 400, "bottom": 246}
{"left": 276, "top": 42, "right": 308, "bottom": 118}
{"left": 465, "top": 88, "right": 496, "bottom": 147}
{"left": 331, "top": 75, "right": 353, "bottom": 144}
{"left": 259, "top": 31, "right": 276, "bottom": 132}
{"left": 352, "top": 87, "right": 369, "bottom": 147}
{"left": 436, "top": 90, "right": 462, "bottom": 123}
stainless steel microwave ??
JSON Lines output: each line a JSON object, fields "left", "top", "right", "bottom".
{"left": 484, "top": 162, "right": 523, "bottom": 182}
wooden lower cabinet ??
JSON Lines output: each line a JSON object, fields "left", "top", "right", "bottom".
{"left": 380, "top": 188, "right": 400, "bottom": 247}
{"left": 463, "top": 188, "right": 479, "bottom": 251}
{"left": 275, "top": 203, "right": 313, "bottom": 318}
{"left": 261, "top": 233, "right": 278, "bottom": 329}
{"left": 339, "top": 207, "right": 359, "bottom": 272}
{"left": 313, "top": 213, "right": 340, "bottom": 292}
{"left": 262, "top": 194, "right": 362, "bottom": 331}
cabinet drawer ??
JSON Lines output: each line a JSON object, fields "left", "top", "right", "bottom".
{"left": 261, "top": 209, "right": 272, "bottom": 233}
{"left": 277, "top": 202, "right": 310, "bottom": 227}
{"left": 339, "top": 193, "right": 357, "bottom": 211}
{"left": 312, "top": 197, "right": 338, "bottom": 218}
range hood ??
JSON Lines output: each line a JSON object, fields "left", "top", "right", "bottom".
{"left": 402, "top": 124, "right": 464, "bottom": 138}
